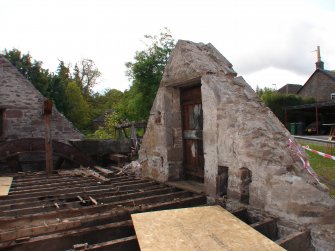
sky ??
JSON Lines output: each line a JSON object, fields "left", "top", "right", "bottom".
{"left": 1, "top": 0, "right": 334, "bottom": 93}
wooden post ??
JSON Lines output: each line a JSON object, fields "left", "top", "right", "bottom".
{"left": 44, "top": 100, "right": 53, "bottom": 175}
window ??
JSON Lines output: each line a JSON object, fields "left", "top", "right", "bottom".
{"left": 331, "top": 93, "right": 335, "bottom": 100}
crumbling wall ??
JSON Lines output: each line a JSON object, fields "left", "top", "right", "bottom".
{"left": 139, "top": 40, "right": 335, "bottom": 249}
{"left": 201, "top": 73, "right": 335, "bottom": 225}
{"left": 139, "top": 86, "right": 183, "bottom": 181}
{"left": 0, "top": 57, "right": 82, "bottom": 143}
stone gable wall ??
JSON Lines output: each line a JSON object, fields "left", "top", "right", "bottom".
{"left": 139, "top": 40, "right": 335, "bottom": 249}
{"left": 0, "top": 57, "right": 83, "bottom": 143}
{"left": 298, "top": 71, "right": 335, "bottom": 102}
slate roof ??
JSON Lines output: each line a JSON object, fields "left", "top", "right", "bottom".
{"left": 277, "top": 84, "right": 302, "bottom": 94}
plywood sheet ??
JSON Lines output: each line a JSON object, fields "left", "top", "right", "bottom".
{"left": 0, "top": 177, "right": 13, "bottom": 196}
{"left": 131, "top": 206, "right": 284, "bottom": 251}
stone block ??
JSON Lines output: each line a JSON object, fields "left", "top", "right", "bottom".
{"left": 5, "top": 109, "right": 23, "bottom": 118}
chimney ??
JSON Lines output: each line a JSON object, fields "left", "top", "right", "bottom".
{"left": 315, "top": 46, "right": 324, "bottom": 70}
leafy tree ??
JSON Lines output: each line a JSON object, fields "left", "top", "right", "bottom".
{"left": 124, "top": 28, "right": 175, "bottom": 120}
{"left": 257, "top": 87, "right": 315, "bottom": 124}
{"left": 2, "top": 49, "right": 32, "bottom": 77}
{"left": 76, "top": 59, "right": 101, "bottom": 97}
{"left": 65, "top": 82, "right": 91, "bottom": 130}
{"left": 91, "top": 88, "right": 124, "bottom": 119}
{"left": 93, "top": 111, "right": 123, "bottom": 139}
{"left": 48, "top": 61, "right": 71, "bottom": 115}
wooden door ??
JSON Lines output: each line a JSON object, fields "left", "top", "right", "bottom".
{"left": 180, "top": 85, "right": 204, "bottom": 182}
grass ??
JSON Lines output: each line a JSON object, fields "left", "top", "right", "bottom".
{"left": 298, "top": 141, "right": 335, "bottom": 197}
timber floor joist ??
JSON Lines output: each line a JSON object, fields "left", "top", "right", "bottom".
{"left": 0, "top": 168, "right": 310, "bottom": 251}
{"left": 0, "top": 168, "right": 207, "bottom": 251}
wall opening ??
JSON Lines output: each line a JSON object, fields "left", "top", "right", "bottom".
{"left": 239, "top": 167, "right": 252, "bottom": 204}
{"left": 180, "top": 84, "right": 204, "bottom": 182}
{"left": 216, "top": 166, "right": 229, "bottom": 196}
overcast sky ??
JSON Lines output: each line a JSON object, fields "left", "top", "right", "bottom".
{"left": 1, "top": 0, "right": 334, "bottom": 92}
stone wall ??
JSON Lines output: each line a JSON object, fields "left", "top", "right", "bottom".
{"left": 201, "top": 74, "right": 334, "bottom": 225}
{"left": 139, "top": 40, "right": 335, "bottom": 249}
{"left": 298, "top": 70, "right": 335, "bottom": 102}
{"left": 0, "top": 57, "right": 83, "bottom": 143}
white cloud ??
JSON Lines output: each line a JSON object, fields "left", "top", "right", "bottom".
{"left": 1, "top": 0, "right": 334, "bottom": 92}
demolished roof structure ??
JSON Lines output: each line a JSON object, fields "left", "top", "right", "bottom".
{"left": 139, "top": 40, "right": 335, "bottom": 250}
{"left": 1, "top": 41, "right": 335, "bottom": 250}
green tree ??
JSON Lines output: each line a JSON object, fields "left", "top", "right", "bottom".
{"left": 76, "top": 59, "right": 101, "bottom": 97}
{"left": 2, "top": 48, "right": 32, "bottom": 77}
{"left": 257, "top": 87, "right": 315, "bottom": 124}
{"left": 48, "top": 61, "right": 71, "bottom": 115}
{"left": 65, "top": 82, "right": 91, "bottom": 130}
{"left": 91, "top": 88, "right": 124, "bottom": 119}
{"left": 93, "top": 111, "right": 123, "bottom": 139}
{"left": 124, "top": 28, "right": 175, "bottom": 120}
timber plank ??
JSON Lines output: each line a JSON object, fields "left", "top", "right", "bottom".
{"left": 0, "top": 177, "right": 13, "bottom": 196}
{"left": 0, "top": 220, "right": 134, "bottom": 251}
{"left": 132, "top": 206, "right": 284, "bottom": 251}
{"left": 93, "top": 166, "right": 114, "bottom": 176}
{"left": 0, "top": 170, "right": 207, "bottom": 251}
{"left": 76, "top": 167, "right": 110, "bottom": 183}
{"left": 1, "top": 190, "right": 190, "bottom": 217}
{"left": 87, "top": 236, "right": 140, "bottom": 251}
{"left": 0, "top": 195, "right": 206, "bottom": 230}
{"left": 0, "top": 184, "right": 166, "bottom": 208}
{"left": 10, "top": 176, "right": 92, "bottom": 188}
{"left": 1, "top": 180, "right": 158, "bottom": 200}
{"left": 250, "top": 218, "right": 278, "bottom": 240}
{"left": 9, "top": 179, "right": 99, "bottom": 193}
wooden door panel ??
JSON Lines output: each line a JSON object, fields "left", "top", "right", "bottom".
{"left": 181, "top": 85, "right": 204, "bottom": 181}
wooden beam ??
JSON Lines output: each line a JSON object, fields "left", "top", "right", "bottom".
{"left": 276, "top": 230, "right": 310, "bottom": 251}
{"left": 44, "top": 100, "right": 53, "bottom": 175}
{"left": 0, "top": 184, "right": 165, "bottom": 208}
{"left": 1, "top": 190, "right": 191, "bottom": 217}
{"left": 231, "top": 208, "right": 249, "bottom": 223}
{"left": 87, "top": 236, "right": 139, "bottom": 251}
{"left": 10, "top": 176, "right": 89, "bottom": 187}
{"left": 75, "top": 167, "right": 110, "bottom": 183}
{"left": 0, "top": 220, "right": 134, "bottom": 251}
{"left": 250, "top": 218, "right": 278, "bottom": 240}
{"left": 0, "top": 210, "right": 131, "bottom": 242}
{"left": 9, "top": 179, "right": 98, "bottom": 193}
{"left": 0, "top": 186, "right": 175, "bottom": 212}
{"left": 0, "top": 194, "right": 206, "bottom": 230}
{"left": 93, "top": 166, "right": 114, "bottom": 177}
{"left": 1, "top": 180, "right": 159, "bottom": 203}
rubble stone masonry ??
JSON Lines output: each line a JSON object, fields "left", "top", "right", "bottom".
{"left": 0, "top": 57, "right": 82, "bottom": 143}
{"left": 139, "top": 40, "right": 335, "bottom": 250}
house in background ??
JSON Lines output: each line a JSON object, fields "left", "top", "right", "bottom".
{"left": 297, "top": 46, "right": 335, "bottom": 102}
{"left": 277, "top": 83, "right": 302, "bottom": 94}
{"left": 283, "top": 47, "right": 335, "bottom": 134}
{"left": 277, "top": 47, "right": 335, "bottom": 102}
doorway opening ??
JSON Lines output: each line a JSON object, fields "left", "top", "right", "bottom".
{"left": 180, "top": 84, "right": 204, "bottom": 183}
